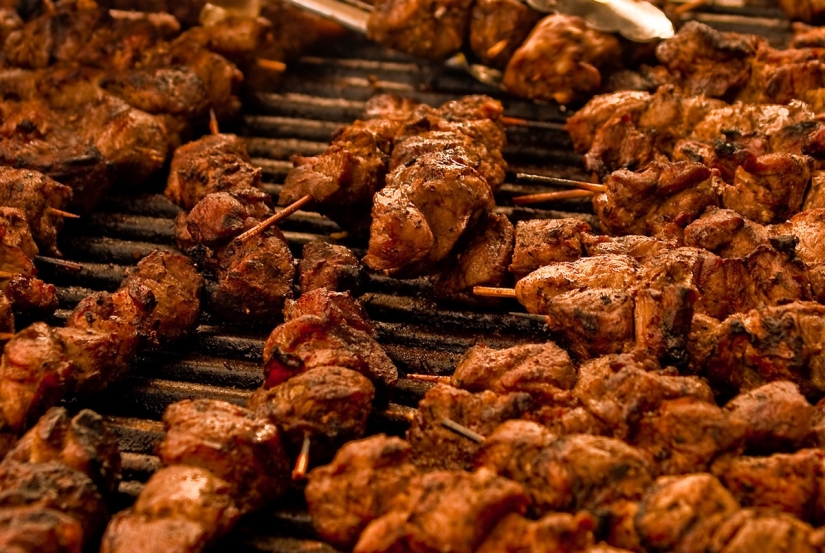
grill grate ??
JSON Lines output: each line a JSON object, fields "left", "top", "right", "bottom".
{"left": 40, "top": 16, "right": 794, "bottom": 550}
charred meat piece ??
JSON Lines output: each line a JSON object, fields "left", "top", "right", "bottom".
{"left": 0, "top": 167, "right": 72, "bottom": 255}
{"left": 366, "top": 0, "right": 474, "bottom": 61}
{"left": 6, "top": 275, "right": 59, "bottom": 317}
{"left": 184, "top": 187, "right": 273, "bottom": 249}
{"left": 121, "top": 251, "right": 202, "bottom": 342}
{"left": 364, "top": 151, "right": 494, "bottom": 276}
{"left": 509, "top": 218, "right": 592, "bottom": 280}
{"left": 157, "top": 399, "right": 290, "bottom": 513}
{"left": 708, "top": 508, "right": 818, "bottom": 553}
{"left": 0, "top": 506, "right": 85, "bottom": 553}
{"left": 165, "top": 134, "right": 261, "bottom": 210}
{"left": 477, "top": 511, "right": 597, "bottom": 553}
{"left": 407, "top": 384, "right": 532, "bottom": 471}
{"left": 469, "top": 0, "right": 541, "bottom": 70}
{"left": 298, "top": 242, "right": 364, "bottom": 295}
{"left": 354, "top": 468, "right": 528, "bottom": 553}
{"left": 434, "top": 213, "right": 514, "bottom": 304}
{"left": 655, "top": 21, "right": 763, "bottom": 99}
{"left": 305, "top": 434, "right": 420, "bottom": 550}
{"left": 565, "top": 90, "right": 652, "bottom": 154}
{"left": 635, "top": 473, "right": 740, "bottom": 553}
{"left": 582, "top": 234, "right": 676, "bottom": 263}
{"left": 4, "top": 408, "right": 120, "bottom": 497}
{"left": 249, "top": 366, "right": 375, "bottom": 462}
{"left": 503, "top": 15, "right": 620, "bottom": 104}
{"left": 263, "top": 311, "right": 397, "bottom": 389}
{"left": 283, "top": 288, "right": 375, "bottom": 335}
{"left": 207, "top": 231, "right": 295, "bottom": 326}
{"left": 0, "top": 460, "right": 107, "bottom": 539}
{"left": 725, "top": 381, "right": 814, "bottom": 454}
{"left": 683, "top": 207, "right": 772, "bottom": 258}
{"left": 451, "top": 342, "right": 575, "bottom": 400}
{"left": 712, "top": 449, "right": 824, "bottom": 522}
{"left": 632, "top": 398, "right": 746, "bottom": 475}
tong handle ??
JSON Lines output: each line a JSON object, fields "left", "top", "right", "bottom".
{"left": 281, "top": 0, "right": 369, "bottom": 34}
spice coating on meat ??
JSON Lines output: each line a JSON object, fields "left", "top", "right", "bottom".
{"left": 157, "top": 399, "right": 290, "bottom": 513}
{"left": 283, "top": 288, "right": 375, "bottom": 336}
{"left": 353, "top": 468, "right": 528, "bottom": 553}
{"left": 509, "top": 218, "right": 592, "bottom": 280}
{"left": 708, "top": 508, "right": 818, "bottom": 553}
{"left": 305, "top": 435, "right": 419, "bottom": 550}
{"left": 366, "top": 0, "right": 474, "bottom": 61}
{"left": 101, "top": 512, "right": 209, "bottom": 553}
{"left": 298, "top": 242, "right": 364, "bottom": 295}
{"left": 0, "top": 506, "right": 84, "bottom": 553}
{"left": 476, "top": 511, "right": 597, "bottom": 553}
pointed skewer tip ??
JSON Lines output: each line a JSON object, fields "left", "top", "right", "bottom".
{"left": 440, "top": 418, "right": 486, "bottom": 444}
{"left": 473, "top": 286, "right": 517, "bottom": 298}
{"left": 47, "top": 208, "right": 80, "bottom": 219}
{"left": 291, "top": 433, "right": 311, "bottom": 480}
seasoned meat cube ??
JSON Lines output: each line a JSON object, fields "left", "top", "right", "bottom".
{"left": 0, "top": 167, "right": 72, "bottom": 255}
{"left": 165, "top": 134, "right": 260, "bottom": 210}
{"left": 101, "top": 512, "right": 208, "bottom": 553}
{"left": 5, "top": 408, "right": 120, "bottom": 496}
{"left": 452, "top": 342, "right": 575, "bottom": 399}
{"left": 476, "top": 511, "right": 596, "bottom": 553}
{"left": 6, "top": 275, "right": 59, "bottom": 317}
{"left": 407, "top": 385, "right": 533, "bottom": 471}
{"left": 298, "top": 242, "right": 364, "bottom": 295}
{"left": 249, "top": 366, "right": 375, "bottom": 461}
{"left": 703, "top": 304, "right": 825, "bottom": 399}
{"left": 469, "top": 0, "right": 541, "bottom": 69}
{"left": 0, "top": 461, "right": 107, "bottom": 538}
{"left": 593, "top": 161, "right": 719, "bottom": 238}
{"left": 632, "top": 398, "right": 746, "bottom": 475}
{"left": 390, "top": 130, "right": 505, "bottom": 189}
{"left": 565, "top": 90, "right": 652, "bottom": 153}
{"left": 364, "top": 152, "right": 494, "bottom": 276}
{"left": 684, "top": 207, "right": 773, "bottom": 259}
{"left": 354, "top": 468, "right": 528, "bottom": 553}
{"left": 283, "top": 288, "right": 374, "bottom": 335}
{"left": 635, "top": 473, "right": 740, "bottom": 553}
{"left": 122, "top": 251, "right": 202, "bottom": 342}
{"left": 804, "top": 171, "right": 825, "bottom": 210}
{"left": 781, "top": 209, "right": 825, "bottom": 266}
{"left": 157, "top": 399, "right": 290, "bottom": 513}
{"left": 263, "top": 312, "right": 397, "bottom": 389}
{"left": 655, "top": 21, "right": 762, "bottom": 98}
{"left": 743, "top": 246, "right": 810, "bottom": 309}
{"left": 595, "top": 500, "right": 644, "bottom": 553}
{"left": 509, "top": 219, "right": 591, "bottom": 280}
{"left": 725, "top": 381, "right": 814, "bottom": 453}
{"left": 515, "top": 255, "right": 639, "bottom": 314}
{"left": 280, "top": 120, "right": 392, "bottom": 235}
{"left": 545, "top": 288, "right": 636, "bottom": 360}
{"left": 721, "top": 153, "right": 810, "bottom": 225}
{"left": 0, "top": 207, "right": 38, "bottom": 259}
{"left": 712, "top": 449, "right": 824, "bottom": 522}
{"left": 366, "top": 0, "right": 474, "bottom": 61}
{"left": 207, "top": 231, "right": 294, "bottom": 326}
{"left": 185, "top": 187, "right": 272, "bottom": 248}
{"left": 503, "top": 15, "right": 620, "bottom": 104}
{"left": 434, "top": 213, "right": 514, "bottom": 304}
{"left": 132, "top": 466, "right": 239, "bottom": 540}
{"left": 779, "top": 1, "right": 825, "bottom": 24}
{"left": 634, "top": 282, "right": 697, "bottom": 369}
{"left": 527, "top": 403, "right": 610, "bottom": 437}
{"left": 582, "top": 114, "right": 662, "bottom": 177}
{"left": 708, "top": 509, "right": 818, "bottom": 553}
{"left": 433, "top": 96, "right": 508, "bottom": 155}
{"left": 305, "top": 435, "right": 419, "bottom": 550}
{"left": 582, "top": 234, "right": 676, "bottom": 263}
{"left": 0, "top": 507, "right": 84, "bottom": 553}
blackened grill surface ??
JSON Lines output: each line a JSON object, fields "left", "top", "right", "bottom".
{"left": 38, "top": 15, "right": 792, "bottom": 552}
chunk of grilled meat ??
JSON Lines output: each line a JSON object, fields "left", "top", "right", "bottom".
{"left": 509, "top": 218, "right": 592, "bottom": 280}
{"left": 0, "top": 506, "right": 85, "bottom": 553}
{"left": 250, "top": 366, "right": 375, "bottom": 462}
{"left": 469, "top": 0, "right": 541, "bottom": 70}
{"left": 709, "top": 508, "right": 819, "bottom": 553}
{"left": 503, "top": 15, "right": 620, "bottom": 104}
{"left": 101, "top": 512, "right": 211, "bottom": 553}
{"left": 305, "top": 435, "right": 420, "bottom": 550}
{"left": 408, "top": 384, "right": 532, "bottom": 471}
{"left": 298, "top": 242, "right": 364, "bottom": 295}
{"left": 354, "top": 468, "right": 528, "bottom": 553}
{"left": 157, "top": 399, "right": 290, "bottom": 513}
{"left": 165, "top": 133, "right": 261, "bottom": 210}
{"left": 4, "top": 408, "right": 120, "bottom": 496}
{"left": 182, "top": 187, "right": 273, "bottom": 250}
{"left": 683, "top": 207, "right": 772, "bottom": 258}
{"left": 366, "top": 0, "right": 474, "bottom": 61}
{"left": 477, "top": 511, "right": 597, "bottom": 553}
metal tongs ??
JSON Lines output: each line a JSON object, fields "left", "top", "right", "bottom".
{"left": 281, "top": 0, "right": 674, "bottom": 88}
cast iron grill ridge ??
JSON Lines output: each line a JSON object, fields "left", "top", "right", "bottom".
{"left": 36, "top": 9, "right": 791, "bottom": 550}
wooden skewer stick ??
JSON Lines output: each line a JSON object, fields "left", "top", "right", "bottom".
{"left": 0, "top": 333, "right": 14, "bottom": 341}
{"left": 673, "top": 0, "right": 707, "bottom": 15}
{"left": 47, "top": 208, "right": 80, "bottom": 219}
{"left": 515, "top": 173, "right": 605, "bottom": 193}
{"left": 486, "top": 39, "right": 509, "bottom": 59}
{"left": 292, "top": 432, "right": 311, "bottom": 480}
{"left": 383, "top": 404, "right": 416, "bottom": 423}
{"left": 235, "top": 194, "right": 314, "bottom": 243}
{"left": 256, "top": 58, "right": 287, "bottom": 72}
{"left": 209, "top": 108, "right": 220, "bottom": 136}
{"left": 473, "top": 286, "right": 517, "bottom": 299}
{"left": 501, "top": 116, "right": 532, "bottom": 127}
{"left": 0, "top": 271, "right": 17, "bottom": 279}
{"left": 512, "top": 189, "right": 594, "bottom": 205}
{"left": 406, "top": 374, "right": 452, "bottom": 385}
{"left": 441, "top": 418, "right": 486, "bottom": 444}
{"left": 35, "top": 256, "right": 83, "bottom": 272}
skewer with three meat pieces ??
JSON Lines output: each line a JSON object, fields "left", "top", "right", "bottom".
{"left": 0, "top": 406, "right": 122, "bottom": 552}
{"left": 102, "top": 287, "right": 399, "bottom": 553}
{"left": 0, "top": 250, "right": 202, "bottom": 457}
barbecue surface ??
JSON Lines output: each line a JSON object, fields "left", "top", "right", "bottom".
{"left": 39, "top": 7, "right": 794, "bottom": 551}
